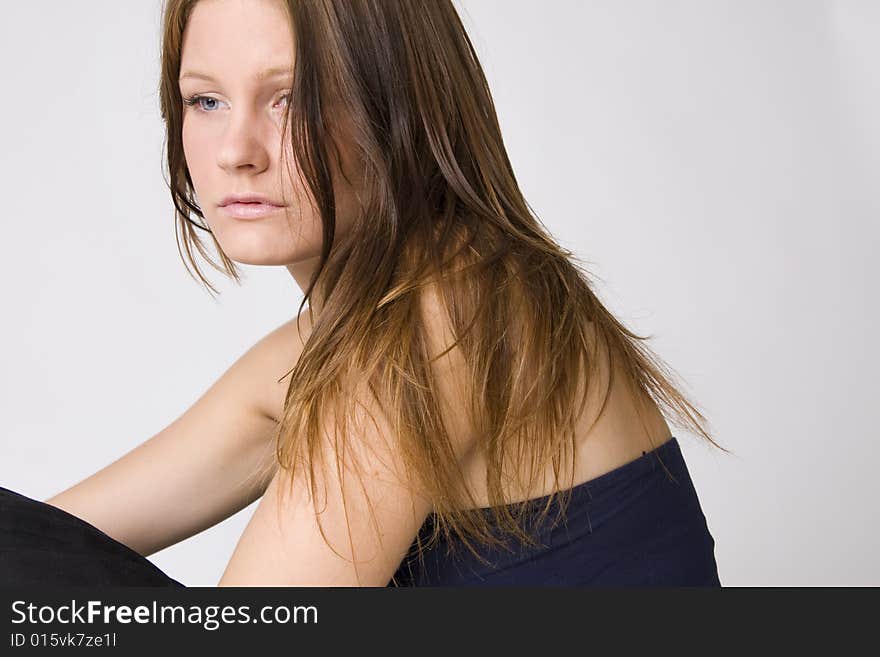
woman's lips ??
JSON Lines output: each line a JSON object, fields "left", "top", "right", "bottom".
{"left": 219, "top": 202, "right": 286, "bottom": 219}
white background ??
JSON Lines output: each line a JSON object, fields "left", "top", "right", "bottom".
{"left": 1, "top": 0, "right": 877, "bottom": 586}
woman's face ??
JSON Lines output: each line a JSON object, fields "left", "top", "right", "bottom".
{"left": 179, "top": 0, "right": 361, "bottom": 285}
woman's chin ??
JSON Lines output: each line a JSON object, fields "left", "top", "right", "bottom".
{"left": 213, "top": 232, "right": 308, "bottom": 267}
{"left": 224, "top": 250, "right": 299, "bottom": 267}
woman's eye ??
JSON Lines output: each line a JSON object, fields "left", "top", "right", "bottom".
{"left": 182, "top": 93, "right": 290, "bottom": 114}
{"left": 182, "top": 95, "right": 222, "bottom": 112}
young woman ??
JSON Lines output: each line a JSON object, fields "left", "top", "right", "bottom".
{"left": 4, "top": 0, "right": 727, "bottom": 587}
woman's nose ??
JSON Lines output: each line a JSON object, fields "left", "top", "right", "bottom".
{"left": 216, "top": 111, "right": 274, "bottom": 172}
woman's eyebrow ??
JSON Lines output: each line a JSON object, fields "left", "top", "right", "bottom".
{"left": 179, "top": 66, "right": 294, "bottom": 83}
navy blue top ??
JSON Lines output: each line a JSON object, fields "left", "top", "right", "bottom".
{"left": 388, "top": 436, "right": 721, "bottom": 586}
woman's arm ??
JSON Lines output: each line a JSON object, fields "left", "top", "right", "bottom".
{"left": 218, "top": 285, "right": 477, "bottom": 586}
{"left": 43, "top": 315, "right": 309, "bottom": 558}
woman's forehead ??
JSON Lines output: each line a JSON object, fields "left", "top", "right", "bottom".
{"left": 181, "top": 0, "right": 294, "bottom": 75}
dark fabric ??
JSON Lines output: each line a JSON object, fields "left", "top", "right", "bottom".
{"left": 1, "top": 436, "right": 720, "bottom": 587}
{"left": 389, "top": 436, "right": 722, "bottom": 586}
{"left": 0, "top": 485, "right": 185, "bottom": 587}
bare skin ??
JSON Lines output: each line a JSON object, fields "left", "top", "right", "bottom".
{"left": 43, "top": 302, "right": 670, "bottom": 562}
{"left": 462, "top": 341, "right": 673, "bottom": 509}
{"left": 258, "top": 310, "right": 673, "bottom": 512}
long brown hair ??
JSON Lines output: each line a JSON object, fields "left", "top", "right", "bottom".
{"left": 158, "top": 0, "right": 729, "bottom": 584}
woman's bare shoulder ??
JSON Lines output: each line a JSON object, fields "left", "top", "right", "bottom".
{"left": 254, "top": 310, "right": 316, "bottom": 424}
